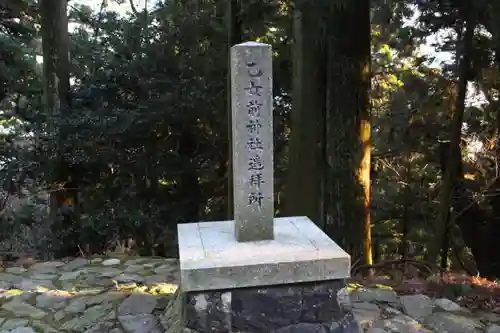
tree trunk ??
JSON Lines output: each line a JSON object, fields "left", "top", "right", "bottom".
{"left": 360, "top": 62, "right": 373, "bottom": 270}
{"left": 226, "top": 0, "right": 242, "bottom": 220}
{"left": 428, "top": 15, "right": 474, "bottom": 267}
{"left": 453, "top": 4, "right": 500, "bottom": 279}
{"left": 41, "top": 0, "right": 76, "bottom": 257}
{"left": 324, "top": 0, "right": 371, "bottom": 262}
{"left": 41, "top": 0, "right": 72, "bottom": 208}
{"left": 399, "top": 153, "right": 412, "bottom": 263}
{"left": 284, "top": 3, "right": 326, "bottom": 224}
{"left": 178, "top": 130, "right": 201, "bottom": 222}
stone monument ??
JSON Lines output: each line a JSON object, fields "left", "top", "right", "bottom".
{"left": 231, "top": 41, "right": 274, "bottom": 242}
{"left": 177, "top": 42, "right": 356, "bottom": 333}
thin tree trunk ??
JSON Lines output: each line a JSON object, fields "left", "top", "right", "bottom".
{"left": 226, "top": 0, "right": 242, "bottom": 220}
{"left": 400, "top": 152, "right": 412, "bottom": 262}
{"left": 428, "top": 15, "right": 474, "bottom": 267}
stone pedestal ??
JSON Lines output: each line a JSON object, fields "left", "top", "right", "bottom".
{"left": 178, "top": 217, "right": 350, "bottom": 292}
{"left": 183, "top": 279, "right": 359, "bottom": 333}
{"left": 177, "top": 217, "right": 353, "bottom": 332}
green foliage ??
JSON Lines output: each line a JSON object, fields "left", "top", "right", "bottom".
{"left": 1, "top": 0, "right": 500, "bottom": 276}
{"left": 0, "top": 0, "right": 293, "bottom": 258}
{"left": 0, "top": 193, "right": 53, "bottom": 259}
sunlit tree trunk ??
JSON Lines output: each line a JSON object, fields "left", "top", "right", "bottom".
{"left": 287, "top": 0, "right": 371, "bottom": 266}
{"left": 324, "top": 0, "right": 371, "bottom": 264}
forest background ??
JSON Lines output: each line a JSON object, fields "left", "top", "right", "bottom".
{"left": 2, "top": 0, "right": 500, "bottom": 281}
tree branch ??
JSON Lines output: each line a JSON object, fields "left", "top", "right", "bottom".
{"left": 129, "top": 0, "right": 139, "bottom": 16}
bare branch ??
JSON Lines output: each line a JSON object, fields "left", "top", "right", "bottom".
{"left": 129, "top": 0, "right": 139, "bottom": 16}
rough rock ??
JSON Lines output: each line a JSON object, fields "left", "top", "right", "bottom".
{"left": 102, "top": 258, "right": 121, "bottom": 266}
{"left": 487, "top": 325, "right": 500, "bottom": 333}
{"left": 351, "top": 302, "right": 381, "bottom": 329}
{"left": 434, "top": 298, "right": 465, "bottom": 312}
{"left": 118, "top": 314, "right": 163, "bottom": 333}
{"left": 424, "top": 312, "right": 481, "bottom": 333}
{"left": 350, "top": 288, "right": 399, "bottom": 306}
{"left": 400, "top": 294, "right": 434, "bottom": 320}
{"left": 273, "top": 323, "right": 329, "bottom": 333}
{"left": 118, "top": 294, "right": 157, "bottom": 316}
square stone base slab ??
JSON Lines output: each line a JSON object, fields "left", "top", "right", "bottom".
{"left": 178, "top": 216, "right": 350, "bottom": 292}
{"left": 182, "top": 279, "right": 360, "bottom": 333}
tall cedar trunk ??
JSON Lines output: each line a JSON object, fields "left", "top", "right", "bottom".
{"left": 41, "top": 0, "right": 71, "bottom": 207}
{"left": 454, "top": 5, "right": 500, "bottom": 278}
{"left": 324, "top": 0, "right": 371, "bottom": 262}
{"left": 284, "top": 3, "right": 326, "bottom": 224}
{"left": 226, "top": 0, "right": 242, "bottom": 220}
{"left": 428, "top": 15, "right": 474, "bottom": 267}
{"left": 41, "top": 0, "right": 76, "bottom": 257}
{"left": 41, "top": 0, "right": 71, "bottom": 202}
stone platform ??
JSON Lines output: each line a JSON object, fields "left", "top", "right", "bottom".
{"left": 178, "top": 216, "right": 350, "bottom": 292}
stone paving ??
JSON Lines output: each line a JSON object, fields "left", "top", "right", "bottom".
{"left": 341, "top": 285, "right": 500, "bottom": 333}
{"left": 0, "top": 256, "right": 498, "bottom": 332}
{"left": 0, "top": 256, "right": 181, "bottom": 333}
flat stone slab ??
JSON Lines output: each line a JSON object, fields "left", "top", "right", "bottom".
{"left": 178, "top": 216, "right": 350, "bottom": 291}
